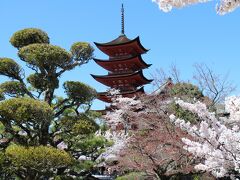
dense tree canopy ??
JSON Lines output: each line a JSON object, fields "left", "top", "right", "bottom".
{"left": 0, "top": 28, "right": 108, "bottom": 179}
{"left": 10, "top": 28, "right": 50, "bottom": 49}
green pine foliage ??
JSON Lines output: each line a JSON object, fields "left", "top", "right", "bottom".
{"left": 64, "top": 81, "right": 97, "bottom": 104}
{"left": 10, "top": 28, "right": 50, "bottom": 49}
{"left": 5, "top": 145, "right": 72, "bottom": 172}
{"left": 0, "top": 97, "right": 53, "bottom": 124}
{"left": 170, "top": 83, "right": 203, "bottom": 123}
{"left": 0, "top": 58, "right": 23, "bottom": 80}
{"left": 0, "top": 81, "right": 26, "bottom": 97}
{"left": 170, "top": 82, "right": 203, "bottom": 100}
{"left": 0, "top": 28, "right": 108, "bottom": 179}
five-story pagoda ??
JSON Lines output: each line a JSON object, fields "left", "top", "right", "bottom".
{"left": 91, "top": 4, "right": 152, "bottom": 103}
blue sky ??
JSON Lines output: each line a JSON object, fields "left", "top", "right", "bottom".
{"left": 0, "top": 0, "right": 240, "bottom": 109}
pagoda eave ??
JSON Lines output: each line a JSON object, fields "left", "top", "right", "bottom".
{"left": 93, "top": 56, "right": 151, "bottom": 72}
{"left": 94, "top": 35, "right": 131, "bottom": 46}
{"left": 91, "top": 71, "right": 153, "bottom": 88}
{"left": 94, "top": 36, "right": 148, "bottom": 57}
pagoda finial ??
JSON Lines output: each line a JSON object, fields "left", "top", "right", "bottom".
{"left": 121, "top": 3, "right": 125, "bottom": 35}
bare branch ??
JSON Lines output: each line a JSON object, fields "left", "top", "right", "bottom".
{"left": 151, "top": 63, "right": 181, "bottom": 90}
{"left": 169, "top": 63, "right": 181, "bottom": 83}
{"left": 193, "top": 63, "right": 236, "bottom": 106}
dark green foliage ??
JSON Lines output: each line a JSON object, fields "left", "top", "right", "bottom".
{"left": 27, "top": 73, "right": 59, "bottom": 90}
{"left": 171, "top": 103, "right": 199, "bottom": 123}
{"left": 0, "top": 81, "right": 26, "bottom": 97}
{"left": 170, "top": 83, "right": 204, "bottom": 123}
{"left": 0, "top": 58, "right": 23, "bottom": 80}
{"left": 10, "top": 28, "right": 49, "bottom": 49}
{"left": 0, "top": 92, "right": 5, "bottom": 101}
{"left": 0, "top": 97, "right": 53, "bottom": 124}
{"left": 71, "top": 42, "right": 94, "bottom": 62}
{"left": 72, "top": 160, "right": 94, "bottom": 173}
{"left": 27, "top": 73, "right": 49, "bottom": 90}
{"left": 57, "top": 115, "right": 107, "bottom": 162}
{"left": 18, "top": 43, "right": 72, "bottom": 71}
{"left": 74, "top": 136, "right": 107, "bottom": 154}
{"left": 59, "top": 115, "right": 99, "bottom": 136}
{"left": 64, "top": 81, "right": 96, "bottom": 104}
{"left": 171, "top": 83, "right": 203, "bottom": 100}
{"left": 0, "top": 152, "right": 8, "bottom": 178}
{"left": 0, "top": 152, "right": 5, "bottom": 166}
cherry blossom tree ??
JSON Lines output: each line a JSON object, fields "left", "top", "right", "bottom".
{"left": 152, "top": 0, "right": 240, "bottom": 15}
{"left": 170, "top": 96, "right": 240, "bottom": 178}
{"left": 96, "top": 130, "right": 129, "bottom": 164}
{"left": 103, "top": 88, "right": 203, "bottom": 179}
{"left": 104, "top": 89, "right": 143, "bottom": 133}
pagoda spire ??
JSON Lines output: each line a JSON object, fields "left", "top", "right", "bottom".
{"left": 121, "top": 3, "right": 125, "bottom": 35}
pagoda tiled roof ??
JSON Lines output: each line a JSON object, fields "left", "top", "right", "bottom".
{"left": 93, "top": 55, "right": 151, "bottom": 72}
{"left": 94, "top": 35, "right": 148, "bottom": 56}
{"left": 95, "top": 34, "right": 131, "bottom": 46}
{"left": 91, "top": 70, "right": 152, "bottom": 88}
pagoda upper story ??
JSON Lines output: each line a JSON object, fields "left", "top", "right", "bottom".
{"left": 94, "top": 35, "right": 148, "bottom": 59}
{"left": 91, "top": 4, "right": 152, "bottom": 103}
